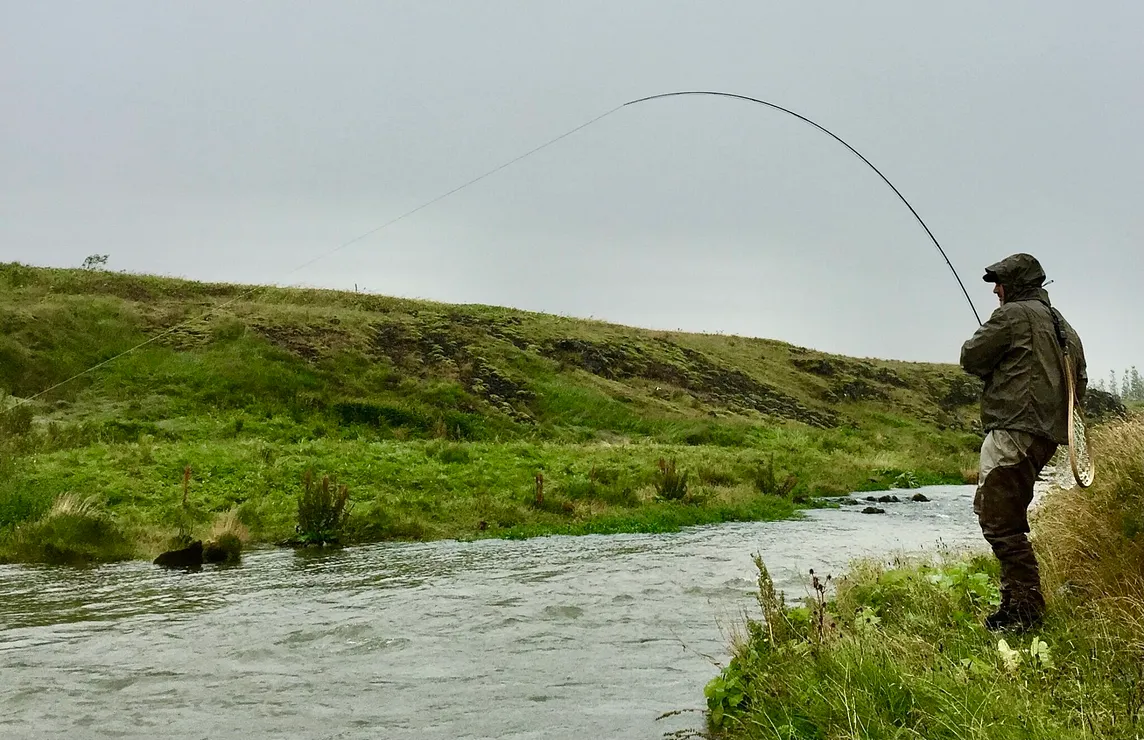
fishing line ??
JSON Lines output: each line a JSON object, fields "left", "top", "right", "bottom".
{"left": 6, "top": 91, "right": 980, "bottom": 412}
{"left": 5, "top": 105, "right": 626, "bottom": 411}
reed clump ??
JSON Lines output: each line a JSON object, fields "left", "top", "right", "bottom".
{"left": 653, "top": 457, "right": 690, "bottom": 501}
{"left": 296, "top": 470, "right": 351, "bottom": 546}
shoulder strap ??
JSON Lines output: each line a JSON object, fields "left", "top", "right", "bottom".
{"left": 1043, "top": 300, "right": 1068, "bottom": 354}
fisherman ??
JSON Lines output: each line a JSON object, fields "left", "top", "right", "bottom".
{"left": 960, "top": 253, "right": 1087, "bottom": 631}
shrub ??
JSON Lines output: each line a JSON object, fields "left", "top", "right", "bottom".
{"left": 344, "top": 503, "right": 431, "bottom": 541}
{"left": 0, "top": 481, "right": 50, "bottom": 529}
{"left": 296, "top": 470, "right": 351, "bottom": 546}
{"left": 530, "top": 492, "right": 576, "bottom": 515}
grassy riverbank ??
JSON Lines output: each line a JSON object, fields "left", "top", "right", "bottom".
{"left": 0, "top": 263, "right": 983, "bottom": 563}
{"left": 709, "top": 415, "right": 1144, "bottom": 739}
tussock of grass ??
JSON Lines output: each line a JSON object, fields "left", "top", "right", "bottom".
{"left": 203, "top": 509, "right": 249, "bottom": 563}
{"left": 711, "top": 417, "right": 1144, "bottom": 738}
{"left": 0, "top": 494, "right": 134, "bottom": 565}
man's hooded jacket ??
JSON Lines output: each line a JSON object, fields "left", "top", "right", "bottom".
{"left": 960, "top": 253, "right": 1087, "bottom": 445}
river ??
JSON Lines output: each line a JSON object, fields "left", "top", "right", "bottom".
{"left": 1, "top": 485, "right": 982, "bottom": 739}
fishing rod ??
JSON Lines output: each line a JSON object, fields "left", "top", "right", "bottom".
{"left": 6, "top": 89, "right": 980, "bottom": 411}
{"left": 623, "top": 91, "right": 982, "bottom": 326}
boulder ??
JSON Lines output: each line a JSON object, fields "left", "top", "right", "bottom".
{"left": 154, "top": 540, "right": 203, "bottom": 570}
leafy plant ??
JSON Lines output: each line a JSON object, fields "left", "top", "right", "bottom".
{"left": 705, "top": 657, "right": 748, "bottom": 729}
{"left": 926, "top": 561, "right": 1001, "bottom": 607}
{"left": 893, "top": 470, "right": 921, "bottom": 489}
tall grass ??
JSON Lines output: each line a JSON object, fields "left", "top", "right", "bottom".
{"left": 0, "top": 493, "right": 135, "bottom": 565}
{"left": 710, "top": 416, "right": 1144, "bottom": 738}
{"left": 1036, "top": 416, "right": 1144, "bottom": 643}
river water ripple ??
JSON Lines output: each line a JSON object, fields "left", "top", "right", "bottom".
{"left": 0, "top": 485, "right": 982, "bottom": 739}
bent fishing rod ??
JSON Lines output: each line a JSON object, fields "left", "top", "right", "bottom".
{"left": 7, "top": 89, "right": 981, "bottom": 410}
{"left": 624, "top": 91, "right": 982, "bottom": 326}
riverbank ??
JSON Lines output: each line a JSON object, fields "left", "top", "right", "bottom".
{"left": 1, "top": 263, "right": 983, "bottom": 563}
{"left": 709, "top": 415, "right": 1144, "bottom": 738}
{"left": 0, "top": 436, "right": 971, "bottom": 564}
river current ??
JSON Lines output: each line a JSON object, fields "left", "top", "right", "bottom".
{"left": 1, "top": 485, "right": 982, "bottom": 739}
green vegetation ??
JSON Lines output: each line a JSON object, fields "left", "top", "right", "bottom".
{"left": 708, "top": 415, "right": 1144, "bottom": 738}
{"left": 0, "top": 263, "right": 981, "bottom": 563}
{"left": 294, "top": 470, "right": 351, "bottom": 546}
{"left": 0, "top": 494, "right": 134, "bottom": 566}
{"left": 1094, "top": 366, "right": 1144, "bottom": 402}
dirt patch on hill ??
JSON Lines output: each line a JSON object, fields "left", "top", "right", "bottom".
{"left": 544, "top": 338, "right": 838, "bottom": 428}
{"left": 369, "top": 317, "right": 534, "bottom": 421}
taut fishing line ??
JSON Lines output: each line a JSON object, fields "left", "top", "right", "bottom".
{"left": 5, "top": 89, "right": 1090, "bottom": 485}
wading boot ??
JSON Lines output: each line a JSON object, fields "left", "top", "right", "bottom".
{"left": 984, "top": 591, "right": 1045, "bottom": 632}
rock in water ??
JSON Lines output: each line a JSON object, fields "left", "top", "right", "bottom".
{"left": 910, "top": 493, "right": 931, "bottom": 502}
{"left": 861, "top": 507, "right": 886, "bottom": 515}
{"left": 154, "top": 540, "right": 204, "bottom": 569}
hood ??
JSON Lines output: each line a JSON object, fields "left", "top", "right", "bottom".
{"left": 983, "top": 253, "right": 1050, "bottom": 304}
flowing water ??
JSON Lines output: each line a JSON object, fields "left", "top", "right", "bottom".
{"left": 1, "top": 486, "right": 983, "bottom": 739}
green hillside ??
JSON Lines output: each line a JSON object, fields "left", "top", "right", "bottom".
{"left": 0, "top": 263, "right": 982, "bottom": 562}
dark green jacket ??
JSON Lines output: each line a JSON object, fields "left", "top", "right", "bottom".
{"left": 960, "top": 254, "right": 1087, "bottom": 445}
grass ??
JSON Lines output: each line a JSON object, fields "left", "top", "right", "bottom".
{"left": 0, "top": 263, "right": 982, "bottom": 563}
{"left": 708, "top": 415, "right": 1144, "bottom": 739}
{"left": 1, "top": 494, "right": 134, "bottom": 565}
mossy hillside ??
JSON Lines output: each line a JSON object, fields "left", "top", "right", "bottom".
{"left": 0, "top": 263, "right": 981, "bottom": 560}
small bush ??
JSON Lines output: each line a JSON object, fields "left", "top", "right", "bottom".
{"left": 297, "top": 470, "right": 351, "bottom": 546}
{"left": 562, "top": 476, "right": 599, "bottom": 500}
{"left": 653, "top": 457, "right": 689, "bottom": 501}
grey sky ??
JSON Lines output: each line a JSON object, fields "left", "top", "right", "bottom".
{"left": 3, "top": 2, "right": 1141, "bottom": 379}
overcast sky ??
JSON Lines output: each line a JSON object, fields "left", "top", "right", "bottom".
{"left": 2, "top": 2, "right": 1141, "bottom": 380}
